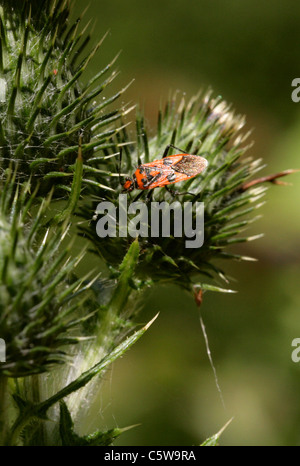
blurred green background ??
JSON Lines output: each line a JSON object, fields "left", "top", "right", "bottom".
{"left": 71, "top": 0, "right": 300, "bottom": 445}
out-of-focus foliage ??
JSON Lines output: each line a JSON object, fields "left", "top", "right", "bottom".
{"left": 70, "top": 0, "right": 300, "bottom": 447}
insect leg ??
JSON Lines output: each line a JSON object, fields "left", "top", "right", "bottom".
{"left": 145, "top": 189, "right": 154, "bottom": 204}
{"left": 132, "top": 190, "right": 144, "bottom": 202}
{"left": 165, "top": 185, "right": 194, "bottom": 197}
{"left": 132, "top": 188, "right": 153, "bottom": 203}
{"left": 162, "top": 144, "right": 190, "bottom": 157}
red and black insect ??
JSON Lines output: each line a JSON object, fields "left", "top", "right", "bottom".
{"left": 122, "top": 144, "right": 208, "bottom": 194}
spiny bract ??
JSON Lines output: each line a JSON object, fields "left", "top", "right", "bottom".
{"left": 0, "top": 0, "right": 127, "bottom": 195}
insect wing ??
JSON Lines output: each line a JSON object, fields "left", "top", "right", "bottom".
{"left": 172, "top": 155, "right": 208, "bottom": 177}
{"left": 133, "top": 154, "right": 208, "bottom": 190}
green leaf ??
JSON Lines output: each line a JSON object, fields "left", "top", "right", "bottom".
{"left": 40, "top": 313, "right": 158, "bottom": 410}
{"left": 200, "top": 283, "right": 237, "bottom": 294}
{"left": 52, "top": 135, "right": 83, "bottom": 224}
{"left": 59, "top": 400, "right": 135, "bottom": 446}
{"left": 201, "top": 418, "right": 233, "bottom": 446}
{"left": 7, "top": 314, "right": 158, "bottom": 445}
{"left": 107, "top": 239, "right": 140, "bottom": 316}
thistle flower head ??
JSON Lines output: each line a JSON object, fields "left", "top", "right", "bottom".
{"left": 80, "top": 91, "right": 266, "bottom": 293}
{"left": 0, "top": 0, "right": 125, "bottom": 195}
{"left": 0, "top": 171, "right": 98, "bottom": 377}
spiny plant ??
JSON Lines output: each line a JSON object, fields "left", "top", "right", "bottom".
{"left": 0, "top": 0, "right": 148, "bottom": 446}
{"left": 0, "top": 163, "right": 148, "bottom": 444}
{"left": 0, "top": 0, "right": 296, "bottom": 447}
{"left": 0, "top": 168, "right": 96, "bottom": 378}
{"left": 81, "top": 92, "right": 295, "bottom": 295}
{"left": 0, "top": 0, "right": 130, "bottom": 195}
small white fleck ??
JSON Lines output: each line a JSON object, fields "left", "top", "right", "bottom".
{"left": 0, "top": 78, "right": 7, "bottom": 102}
